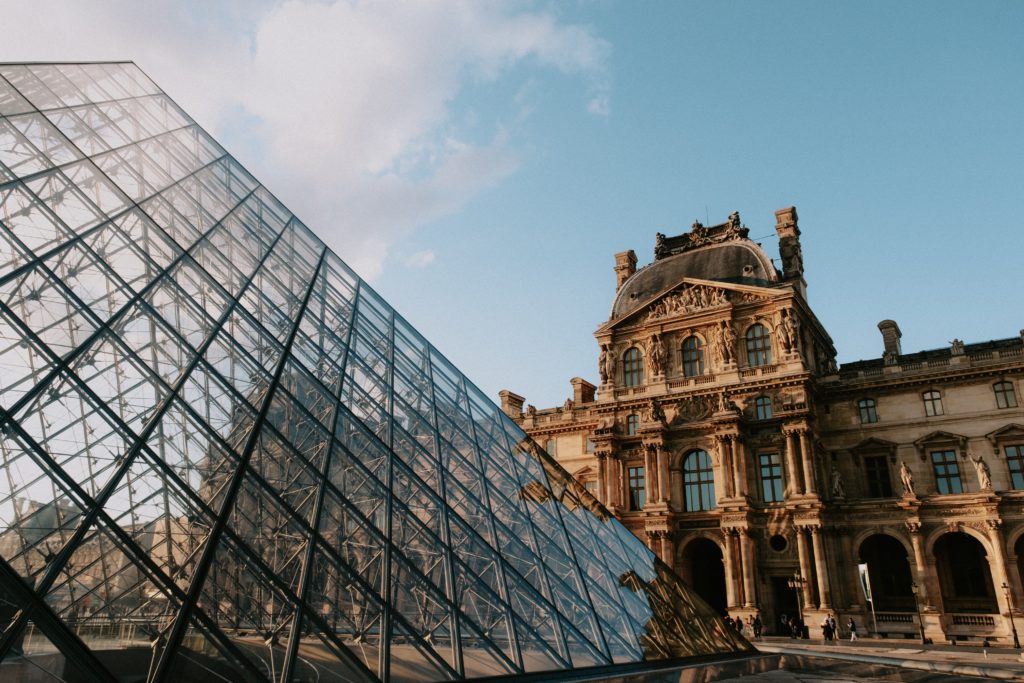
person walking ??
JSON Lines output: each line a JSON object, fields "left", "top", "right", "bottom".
{"left": 753, "top": 613, "right": 763, "bottom": 640}
{"left": 847, "top": 617, "right": 858, "bottom": 641}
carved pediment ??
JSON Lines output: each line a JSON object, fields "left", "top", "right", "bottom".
{"left": 850, "top": 437, "right": 899, "bottom": 454}
{"left": 669, "top": 395, "right": 716, "bottom": 425}
{"left": 986, "top": 424, "right": 1024, "bottom": 454}
{"left": 913, "top": 430, "right": 968, "bottom": 460}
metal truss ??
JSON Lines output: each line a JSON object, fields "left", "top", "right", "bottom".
{"left": 0, "top": 62, "right": 750, "bottom": 682}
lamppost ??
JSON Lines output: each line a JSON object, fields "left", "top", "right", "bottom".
{"left": 1002, "top": 582, "right": 1021, "bottom": 649}
{"left": 787, "top": 572, "right": 807, "bottom": 639}
{"left": 910, "top": 582, "right": 927, "bottom": 645}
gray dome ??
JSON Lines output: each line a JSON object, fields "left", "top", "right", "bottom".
{"left": 611, "top": 240, "right": 778, "bottom": 320}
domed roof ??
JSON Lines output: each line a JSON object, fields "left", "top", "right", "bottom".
{"left": 610, "top": 240, "right": 779, "bottom": 320}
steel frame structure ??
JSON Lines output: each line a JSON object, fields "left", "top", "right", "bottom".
{"left": 0, "top": 62, "right": 749, "bottom": 682}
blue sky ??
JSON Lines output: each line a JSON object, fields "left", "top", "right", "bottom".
{"left": 3, "top": 1, "right": 1022, "bottom": 409}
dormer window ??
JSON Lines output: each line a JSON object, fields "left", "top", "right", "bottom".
{"left": 623, "top": 347, "right": 644, "bottom": 386}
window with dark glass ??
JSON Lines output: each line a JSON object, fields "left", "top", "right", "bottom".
{"left": 858, "top": 398, "right": 878, "bottom": 424}
{"left": 755, "top": 396, "right": 772, "bottom": 420}
{"left": 759, "top": 452, "right": 784, "bottom": 502}
{"left": 923, "top": 390, "right": 943, "bottom": 417}
{"left": 681, "top": 336, "right": 705, "bottom": 377}
{"left": 995, "top": 381, "right": 1018, "bottom": 409}
{"left": 623, "top": 347, "right": 644, "bottom": 387}
{"left": 683, "top": 450, "right": 716, "bottom": 511}
{"left": 1007, "top": 444, "right": 1024, "bottom": 490}
{"left": 745, "top": 323, "right": 773, "bottom": 367}
{"left": 864, "top": 454, "right": 893, "bottom": 497}
{"left": 628, "top": 466, "right": 646, "bottom": 510}
{"left": 931, "top": 450, "right": 962, "bottom": 494}
{"left": 626, "top": 413, "right": 639, "bottom": 436}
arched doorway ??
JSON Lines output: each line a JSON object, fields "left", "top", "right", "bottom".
{"left": 934, "top": 532, "right": 997, "bottom": 613}
{"left": 678, "top": 537, "right": 727, "bottom": 615}
{"left": 858, "top": 534, "right": 914, "bottom": 611}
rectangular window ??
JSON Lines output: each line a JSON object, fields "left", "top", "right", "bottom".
{"left": 923, "top": 390, "right": 943, "bottom": 417}
{"left": 759, "top": 453, "right": 784, "bottom": 502}
{"left": 626, "top": 414, "right": 639, "bottom": 436}
{"left": 628, "top": 466, "right": 646, "bottom": 510}
{"left": 931, "top": 450, "right": 962, "bottom": 494}
{"left": 585, "top": 437, "right": 595, "bottom": 453}
{"left": 858, "top": 399, "right": 878, "bottom": 424}
{"left": 864, "top": 455, "right": 893, "bottom": 497}
{"left": 584, "top": 479, "right": 597, "bottom": 495}
{"left": 1008, "top": 445, "right": 1024, "bottom": 490}
{"left": 545, "top": 438, "right": 556, "bottom": 456}
{"left": 995, "top": 381, "right": 1018, "bottom": 409}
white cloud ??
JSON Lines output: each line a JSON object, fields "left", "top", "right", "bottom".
{"left": 402, "top": 249, "right": 436, "bottom": 268}
{"left": 0, "top": 0, "right": 608, "bottom": 280}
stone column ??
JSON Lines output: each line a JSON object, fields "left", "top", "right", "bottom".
{"left": 987, "top": 521, "right": 1014, "bottom": 616}
{"left": 717, "top": 436, "right": 734, "bottom": 499}
{"left": 907, "top": 523, "right": 932, "bottom": 608}
{"left": 795, "top": 527, "right": 814, "bottom": 607}
{"left": 643, "top": 447, "right": 654, "bottom": 509}
{"left": 596, "top": 454, "right": 607, "bottom": 505}
{"left": 660, "top": 532, "right": 675, "bottom": 570}
{"left": 785, "top": 430, "right": 803, "bottom": 495}
{"left": 657, "top": 446, "right": 669, "bottom": 503}
{"left": 741, "top": 530, "right": 758, "bottom": 608}
{"left": 723, "top": 530, "right": 739, "bottom": 609}
{"left": 733, "top": 438, "right": 748, "bottom": 498}
{"left": 811, "top": 526, "right": 832, "bottom": 609}
{"left": 800, "top": 430, "right": 817, "bottom": 495}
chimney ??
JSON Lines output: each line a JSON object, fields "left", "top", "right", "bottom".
{"left": 774, "top": 206, "right": 805, "bottom": 281}
{"left": 570, "top": 377, "right": 596, "bottom": 404}
{"left": 498, "top": 390, "right": 525, "bottom": 418}
{"left": 877, "top": 320, "right": 903, "bottom": 357}
{"left": 614, "top": 250, "right": 637, "bottom": 291}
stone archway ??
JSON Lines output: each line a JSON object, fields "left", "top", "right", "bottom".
{"left": 678, "top": 537, "right": 727, "bottom": 615}
{"left": 934, "top": 532, "right": 998, "bottom": 614}
{"left": 858, "top": 534, "right": 914, "bottom": 611}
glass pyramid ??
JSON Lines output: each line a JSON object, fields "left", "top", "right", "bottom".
{"left": 0, "top": 62, "right": 750, "bottom": 682}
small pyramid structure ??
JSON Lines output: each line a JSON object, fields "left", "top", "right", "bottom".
{"left": 0, "top": 62, "right": 750, "bottom": 682}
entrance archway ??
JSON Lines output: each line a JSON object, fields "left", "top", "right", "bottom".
{"left": 858, "top": 534, "right": 914, "bottom": 611}
{"left": 678, "top": 537, "right": 726, "bottom": 615}
{"left": 934, "top": 532, "right": 997, "bottom": 613}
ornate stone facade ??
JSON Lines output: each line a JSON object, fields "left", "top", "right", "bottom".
{"left": 502, "top": 207, "right": 1024, "bottom": 644}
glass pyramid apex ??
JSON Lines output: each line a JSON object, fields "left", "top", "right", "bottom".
{"left": 0, "top": 62, "right": 750, "bottom": 682}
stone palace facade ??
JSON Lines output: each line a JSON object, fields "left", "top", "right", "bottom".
{"left": 501, "top": 207, "right": 1024, "bottom": 643}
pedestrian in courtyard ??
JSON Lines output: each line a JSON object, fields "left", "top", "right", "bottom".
{"left": 752, "top": 613, "right": 763, "bottom": 639}
{"left": 847, "top": 617, "right": 858, "bottom": 641}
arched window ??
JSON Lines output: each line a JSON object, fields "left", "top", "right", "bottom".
{"left": 683, "top": 449, "right": 716, "bottom": 512}
{"left": 623, "top": 347, "right": 644, "bottom": 386}
{"left": 755, "top": 396, "right": 772, "bottom": 420}
{"left": 681, "top": 336, "right": 705, "bottom": 377}
{"left": 858, "top": 398, "right": 878, "bottom": 424}
{"left": 745, "top": 323, "right": 773, "bottom": 367}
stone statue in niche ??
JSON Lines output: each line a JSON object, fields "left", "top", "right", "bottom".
{"left": 719, "top": 321, "right": 737, "bottom": 364}
{"left": 599, "top": 344, "right": 614, "bottom": 385}
{"left": 830, "top": 464, "right": 846, "bottom": 498}
{"left": 899, "top": 461, "right": 915, "bottom": 497}
{"left": 779, "top": 309, "right": 799, "bottom": 353}
{"left": 970, "top": 453, "right": 992, "bottom": 490}
{"left": 646, "top": 333, "right": 665, "bottom": 376}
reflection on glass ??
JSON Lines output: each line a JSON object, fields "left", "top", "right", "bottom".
{"left": 0, "top": 62, "right": 750, "bottom": 682}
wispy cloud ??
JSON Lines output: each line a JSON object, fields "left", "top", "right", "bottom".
{"left": 0, "top": 0, "right": 609, "bottom": 280}
{"left": 401, "top": 249, "right": 436, "bottom": 268}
